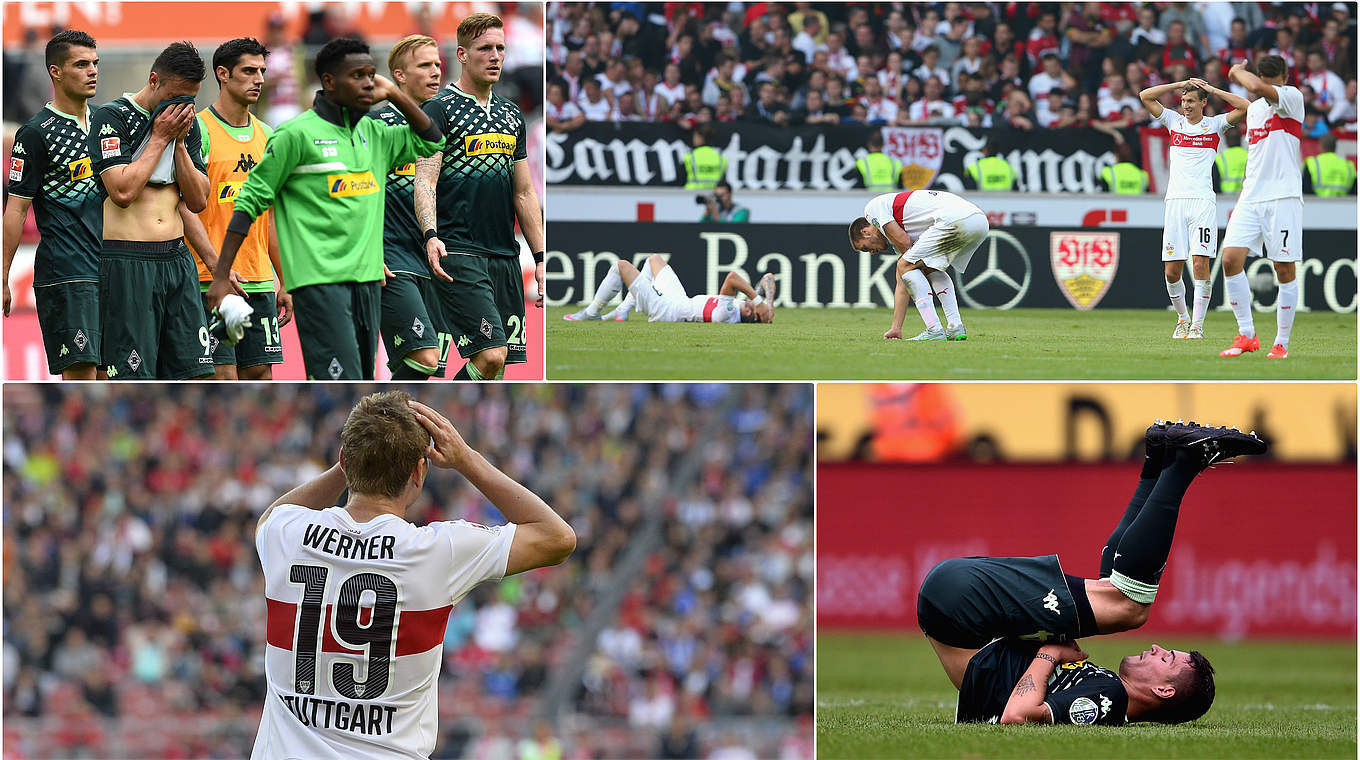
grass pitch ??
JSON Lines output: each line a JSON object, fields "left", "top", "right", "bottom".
{"left": 818, "top": 631, "right": 1357, "bottom": 759}
{"left": 546, "top": 308, "right": 1356, "bottom": 380}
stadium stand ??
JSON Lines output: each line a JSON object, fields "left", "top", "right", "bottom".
{"left": 2, "top": 383, "right": 813, "bottom": 758}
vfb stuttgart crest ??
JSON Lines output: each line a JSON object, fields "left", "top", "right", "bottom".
{"left": 1050, "top": 232, "right": 1119, "bottom": 310}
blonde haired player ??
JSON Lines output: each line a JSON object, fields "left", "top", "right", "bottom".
{"left": 849, "top": 190, "right": 990, "bottom": 342}
{"left": 1138, "top": 78, "right": 1247, "bottom": 340}
{"left": 1219, "top": 56, "right": 1306, "bottom": 359}
{"left": 251, "top": 391, "right": 574, "bottom": 759}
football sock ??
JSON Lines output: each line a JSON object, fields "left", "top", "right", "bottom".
{"left": 392, "top": 358, "right": 437, "bottom": 380}
{"left": 1110, "top": 447, "right": 1200, "bottom": 603}
{"left": 1191, "top": 278, "right": 1212, "bottom": 328}
{"left": 1099, "top": 440, "right": 1167, "bottom": 579}
{"left": 1224, "top": 271, "right": 1255, "bottom": 338}
{"left": 1274, "top": 280, "right": 1298, "bottom": 348}
{"left": 926, "top": 270, "right": 962, "bottom": 328}
{"left": 453, "top": 362, "right": 486, "bottom": 381}
{"left": 586, "top": 267, "right": 624, "bottom": 316}
{"left": 1165, "top": 278, "right": 1189, "bottom": 320}
{"left": 902, "top": 268, "right": 940, "bottom": 330}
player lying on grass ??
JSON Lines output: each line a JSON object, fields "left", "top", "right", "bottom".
{"left": 917, "top": 420, "right": 1266, "bottom": 725}
{"left": 564, "top": 254, "right": 774, "bottom": 324}
{"left": 849, "top": 190, "right": 989, "bottom": 342}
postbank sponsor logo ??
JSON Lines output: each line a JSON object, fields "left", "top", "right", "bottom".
{"left": 217, "top": 180, "right": 244, "bottom": 203}
{"left": 327, "top": 171, "right": 378, "bottom": 198}
{"left": 464, "top": 133, "right": 516, "bottom": 156}
{"left": 68, "top": 156, "right": 93, "bottom": 181}
{"left": 394, "top": 163, "right": 415, "bottom": 176}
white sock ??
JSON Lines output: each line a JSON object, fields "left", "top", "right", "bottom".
{"left": 1166, "top": 278, "right": 1188, "bottom": 320}
{"left": 1223, "top": 271, "right": 1255, "bottom": 338}
{"left": 927, "top": 270, "right": 962, "bottom": 328}
{"left": 1274, "top": 280, "right": 1298, "bottom": 348}
{"left": 903, "top": 268, "right": 940, "bottom": 330}
{"left": 586, "top": 267, "right": 623, "bottom": 315}
{"left": 615, "top": 291, "right": 636, "bottom": 314}
{"left": 1191, "top": 279, "right": 1212, "bottom": 328}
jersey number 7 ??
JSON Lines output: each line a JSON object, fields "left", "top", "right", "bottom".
{"left": 290, "top": 564, "right": 399, "bottom": 699}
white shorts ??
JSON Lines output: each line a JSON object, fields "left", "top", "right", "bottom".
{"left": 905, "top": 211, "right": 990, "bottom": 273}
{"left": 1222, "top": 197, "right": 1303, "bottom": 262}
{"left": 630, "top": 264, "right": 688, "bottom": 322}
{"left": 1161, "top": 197, "right": 1218, "bottom": 261}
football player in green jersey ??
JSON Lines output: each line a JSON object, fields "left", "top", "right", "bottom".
{"left": 417, "top": 13, "right": 546, "bottom": 381}
{"left": 3, "top": 30, "right": 103, "bottom": 379}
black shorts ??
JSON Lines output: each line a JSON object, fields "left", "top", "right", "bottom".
{"left": 34, "top": 280, "right": 100, "bottom": 373}
{"left": 99, "top": 239, "right": 212, "bottom": 380}
{"left": 433, "top": 254, "right": 527, "bottom": 364}
{"left": 916, "top": 555, "right": 1096, "bottom": 648}
{"left": 201, "top": 290, "right": 283, "bottom": 368}
{"left": 380, "top": 272, "right": 448, "bottom": 375}
{"left": 290, "top": 281, "right": 381, "bottom": 380}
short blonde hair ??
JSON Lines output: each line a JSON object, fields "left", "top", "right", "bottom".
{"left": 340, "top": 391, "right": 428, "bottom": 498}
{"left": 388, "top": 34, "right": 437, "bottom": 75}
{"left": 458, "top": 12, "right": 504, "bottom": 49}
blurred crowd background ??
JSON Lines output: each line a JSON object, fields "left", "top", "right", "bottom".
{"left": 3, "top": 383, "right": 814, "bottom": 759}
{"left": 546, "top": 2, "right": 1356, "bottom": 133}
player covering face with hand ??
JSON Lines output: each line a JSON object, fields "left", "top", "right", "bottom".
{"left": 918, "top": 421, "right": 1266, "bottom": 726}
{"left": 564, "top": 254, "right": 774, "bottom": 324}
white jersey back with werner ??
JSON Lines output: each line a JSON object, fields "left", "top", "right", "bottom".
{"left": 1155, "top": 110, "right": 1230, "bottom": 199}
{"left": 252, "top": 505, "right": 516, "bottom": 760}
{"left": 863, "top": 190, "right": 983, "bottom": 241}
{"left": 1239, "top": 84, "right": 1304, "bottom": 203}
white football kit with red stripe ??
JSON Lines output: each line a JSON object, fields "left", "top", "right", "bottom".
{"left": 863, "top": 190, "right": 989, "bottom": 272}
{"left": 628, "top": 265, "right": 742, "bottom": 323}
{"left": 252, "top": 506, "right": 515, "bottom": 760}
{"left": 1156, "top": 110, "right": 1230, "bottom": 261}
{"left": 1224, "top": 84, "right": 1304, "bottom": 261}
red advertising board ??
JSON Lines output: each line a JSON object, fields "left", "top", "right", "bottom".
{"left": 817, "top": 463, "right": 1357, "bottom": 639}
{"left": 1, "top": 304, "right": 544, "bottom": 381}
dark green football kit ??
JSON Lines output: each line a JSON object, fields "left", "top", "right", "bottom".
{"left": 368, "top": 102, "right": 449, "bottom": 377}
{"left": 10, "top": 103, "right": 103, "bottom": 373}
{"left": 89, "top": 93, "right": 212, "bottom": 379}
{"left": 420, "top": 84, "right": 530, "bottom": 365}
{"left": 956, "top": 638, "right": 1129, "bottom": 725}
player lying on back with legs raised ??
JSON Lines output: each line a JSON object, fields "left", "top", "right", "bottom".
{"left": 917, "top": 420, "right": 1266, "bottom": 725}
{"left": 565, "top": 253, "right": 774, "bottom": 324}
{"left": 849, "top": 190, "right": 990, "bottom": 342}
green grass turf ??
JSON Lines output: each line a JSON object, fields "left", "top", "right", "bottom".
{"left": 817, "top": 631, "right": 1358, "bottom": 759}
{"left": 546, "top": 308, "right": 1356, "bottom": 380}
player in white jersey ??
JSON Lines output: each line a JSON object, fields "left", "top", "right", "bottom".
{"left": 251, "top": 391, "right": 575, "bottom": 760}
{"left": 849, "top": 190, "right": 990, "bottom": 342}
{"left": 1139, "top": 78, "right": 1248, "bottom": 339}
{"left": 564, "top": 253, "right": 775, "bottom": 324}
{"left": 1219, "top": 56, "right": 1306, "bottom": 359}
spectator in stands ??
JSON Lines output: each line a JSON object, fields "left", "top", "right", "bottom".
{"left": 1037, "top": 87, "right": 1066, "bottom": 127}
{"left": 914, "top": 7, "right": 946, "bottom": 54}
{"left": 824, "top": 74, "right": 852, "bottom": 118}
{"left": 952, "top": 36, "right": 986, "bottom": 84}
{"left": 1316, "top": 16, "right": 1350, "bottom": 74}
{"left": 792, "top": 13, "right": 825, "bottom": 64}
{"left": 1028, "top": 51, "right": 1066, "bottom": 100}
{"left": 858, "top": 77, "right": 898, "bottom": 125}
{"left": 612, "top": 91, "right": 645, "bottom": 122}
{"left": 825, "top": 31, "right": 856, "bottom": 80}
{"left": 797, "top": 88, "right": 838, "bottom": 125}
{"left": 1098, "top": 74, "right": 1141, "bottom": 121}
{"left": 1304, "top": 48, "right": 1347, "bottom": 110}
{"left": 560, "top": 50, "right": 586, "bottom": 101}
{"left": 1066, "top": 3, "right": 1115, "bottom": 93}
{"left": 745, "top": 80, "right": 790, "bottom": 125}
{"left": 1026, "top": 10, "right": 1061, "bottom": 67}
{"left": 656, "top": 62, "right": 686, "bottom": 114}
{"left": 577, "top": 77, "right": 613, "bottom": 121}
{"left": 914, "top": 45, "right": 952, "bottom": 93}
{"left": 903, "top": 75, "right": 953, "bottom": 124}
{"left": 885, "top": 10, "right": 913, "bottom": 52}
{"left": 1159, "top": 3, "right": 1211, "bottom": 58}
{"left": 546, "top": 81, "right": 585, "bottom": 132}
{"left": 990, "top": 22, "right": 1023, "bottom": 70}
{"left": 596, "top": 58, "right": 632, "bottom": 100}
{"left": 1162, "top": 20, "right": 1200, "bottom": 73}
{"left": 702, "top": 53, "right": 746, "bottom": 107}
{"left": 990, "top": 55, "right": 1025, "bottom": 102}
{"left": 998, "top": 87, "right": 1037, "bottom": 130}
{"left": 1330, "top": 77, "right": 1358, "bottom": 128}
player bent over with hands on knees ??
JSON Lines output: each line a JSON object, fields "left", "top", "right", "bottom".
{"left": 918, "top": 420, "right": 1266, "bottom": 725}
{"left": 1137, "top": 76, "right": 1248, "bottom": 340}
{"left": 252, "top": 391, "right": 574, "bottom": 760}
{"left": 849, "top": 190, "right": 989, "bottom": 342}
{"left": 565, "top": 254, "right": 774, "bottom": 324}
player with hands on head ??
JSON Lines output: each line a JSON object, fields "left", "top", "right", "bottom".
{"left": 1138, "top": 75, "right": 1248, "bottom": 340}
{"left": 919, "top": 420, "right": 1266, "bottom": 726}
{"left": 251, "top": 391, "right": 573, "bottom": 760}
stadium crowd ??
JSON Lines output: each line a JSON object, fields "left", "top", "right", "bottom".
{"left": 2, "top": 383, "right": 813, "bottom": 758}
{"left": 546, "top": 2, "right": 1357, "bottom": 133}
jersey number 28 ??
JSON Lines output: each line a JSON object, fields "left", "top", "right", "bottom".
{"left": 289, "top": 564, "right": 399, "bottom": 700}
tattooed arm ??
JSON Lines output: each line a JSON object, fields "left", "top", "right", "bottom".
{"left": 415, "top": 152, "right": 452, "bottom": 282}
{"left": 1000, "top": 642, "right": 1087, "bottom": 724}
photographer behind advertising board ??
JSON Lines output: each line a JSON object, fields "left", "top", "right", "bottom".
{"left": 698, "top": 180, "right": 749, "bottom": 223}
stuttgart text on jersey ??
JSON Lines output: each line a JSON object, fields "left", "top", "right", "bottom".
{"left": 278, "top": 693, "right": 397, "bottom": 736}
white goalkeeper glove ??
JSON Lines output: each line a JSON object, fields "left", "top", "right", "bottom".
{"left": 213, "top": 293, "right": 253, "bottom": 345}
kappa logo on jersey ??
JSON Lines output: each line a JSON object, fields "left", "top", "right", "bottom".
{"left": 464, "top": 133, "right": 517, "bottom": 156}
{"left": 216, "top": 180, "right": 244, "bottom": 203}
{"left": 457, "top": 335, "right": 471, "bottom": 347}
{"left": 1099, "top": 694, "right": 1112, "bottom": 718}
{"left": 1068, "top": 696, "right": 1100, "bottom": 725}
{"left": 327, "top": 171, "right": 378, "bottom": 198}
{"left": 9, "top": 157, "right": 22, "bottom": 183}
{"left": 100, "top": 136, "right": 120, "bottom": 159}
{"left": 98, "top": 123, "right": 116, "bottom": 136}
{"left": 40, "top": 117, "right": 55, "bottom": 129}
{"left": 1042, "top": 589, "right": 1060, "bottom": 613}
{"left": 68, "top": 157, "right": 92, "bottom": 181}
{"left": 59, "top": 344, "right": 70, "bottom": 356}
{"left": 234, "top": 153, "right": 258, "bottom": 173}
{"left": 394, "top": 162, "right": 415, "bottom": 176}
{"left": 11, "top": 143, "right": 24, "bottom": 155}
